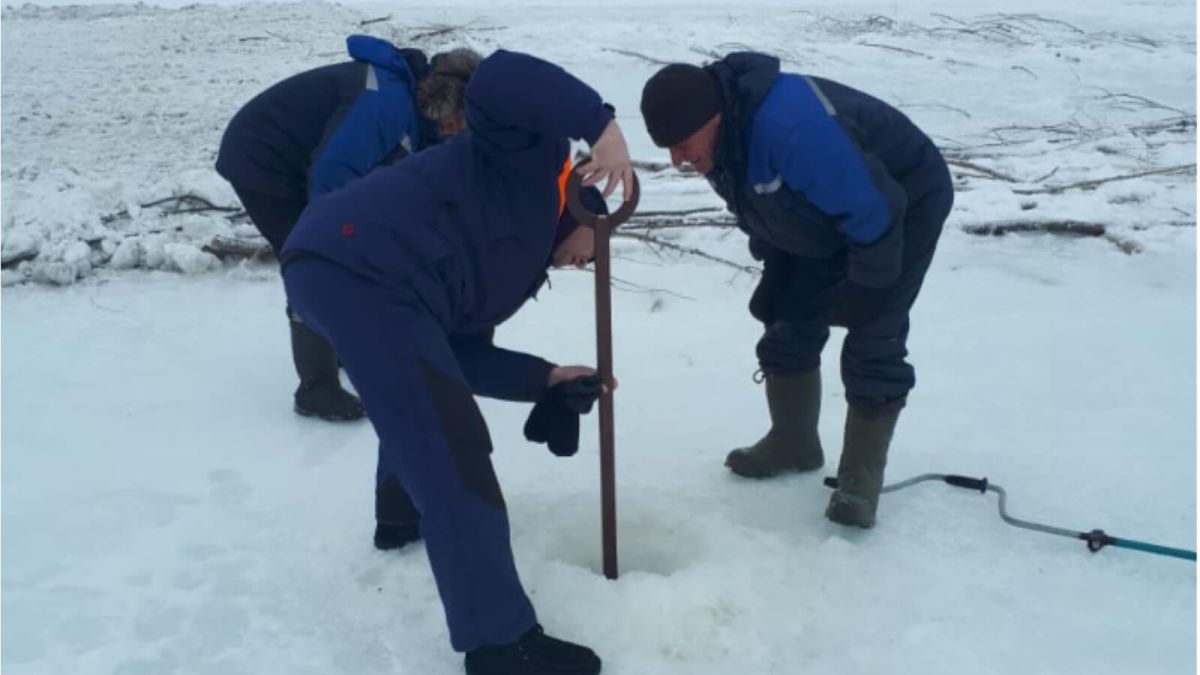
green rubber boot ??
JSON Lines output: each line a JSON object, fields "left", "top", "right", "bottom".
{"left": 725, "top": 369, "right": 825, "bottom": 479}
{"left": 826, "top": 401, "right": 903, "bottom": 528}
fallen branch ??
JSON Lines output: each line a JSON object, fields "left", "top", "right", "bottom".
{"left": 964, "top": 221, "right": 1105, "bottom": 237}
{"left": 613, "top": 230, "right": 759, "bottom": 274}
{"left": 360, "top": 15, "right": 391, "bottom": 26}
{"left": 1, "top": 249, "right": 38, "bottom": 269}
{"left": 1012, "top": 163, "right": 1196, "bottom": 195}
{"left": 859, "top": 42, "right": 934, "bottom": 59}
{"left": 1095, "top": 90, "right": 1190, "bottom": 116}
{"left": 962, "top": 220, "right": 1142, "bottom": 255}
{"left": 900, "top": 102, "right": 973, "bottom": 118}
{"left": 1032, "top": 167, "right": 1060, "bottom": 183}
{"left": 946, "top": 159, "right": 1019, "bottom": 183}
{"left": 601, "top": 47, "right": 674, "bottom": 65}
{"left": 628, "top": 207, "right": 728, "bottom": 219}
{"left": 202, "top": 235, "right": 274, "bottom": 262}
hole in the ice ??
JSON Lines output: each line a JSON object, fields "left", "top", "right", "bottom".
{"left": 547, "top": 513, "right": 704, "bottom": 577}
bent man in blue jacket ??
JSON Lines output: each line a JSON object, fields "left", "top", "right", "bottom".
{"left": 281, "top": 50, "right": 634, "bottom": 675}
{"left": 216, "top": 36, "right": 481, "bottom": 422}
{"left": 640, "top": 53, "right": 954, "bottom": 529}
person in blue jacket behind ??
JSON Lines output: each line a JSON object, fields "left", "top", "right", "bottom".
{"left": 216, "top": 35, "right": 481, "bottom": 422}
{"left": 281, "top": 50, "right": 634, "bottom": 675}
{"left": 640, "top": 53, "right": 954, "bottom": 529}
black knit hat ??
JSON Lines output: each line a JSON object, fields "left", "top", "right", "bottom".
{"left": 640, "top": 64, "right": 721, "bottom": 147}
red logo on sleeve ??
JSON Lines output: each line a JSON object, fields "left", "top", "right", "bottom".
{"left": 341, "top": 223, "right": 356, "bottom": 237}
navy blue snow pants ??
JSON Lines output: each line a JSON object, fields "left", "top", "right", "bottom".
{"left": 755, "top": 189, "right": 952, "bottom": 405}
{"left": 282, "top": 256, "right": 536, "bottom": 652}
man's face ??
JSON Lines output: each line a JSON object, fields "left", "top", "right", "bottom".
{"left": 667, "top": 114, "right": 721, "bottom": 174}
{"left": 551, "top": 226, "right": 595, "bottom": 269}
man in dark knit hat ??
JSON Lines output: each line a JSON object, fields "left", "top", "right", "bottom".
{"left": 640, "top": 54, "right": 954, "bottom": 529}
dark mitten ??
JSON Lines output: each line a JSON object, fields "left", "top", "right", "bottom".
{"left": 749, "top": 255, "right": 788, "bottom": 325}
{"left": 523, "top": 375, "right": 604, "bottom": 457}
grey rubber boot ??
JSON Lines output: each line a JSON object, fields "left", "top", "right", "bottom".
{"left": 725, "top": 369, "right": 825, "bottom": 478}
{"left": 825, "top": 401, "right": 903, "bottom": 528}
{"left": 289, "top": 317, "right": 365, "bottom": 422}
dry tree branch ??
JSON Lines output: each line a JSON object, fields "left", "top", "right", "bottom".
{"left": 961, "top": 221, "right": 1142, "bottom": 255}
{"left": 600, "top": 47, "right": 674, "bottom": 65}
{"left": 946, "top": 159, "right": 1019, "bottom": 183}
{"left": 202, "top": 236, "right": 274, "bottom": 262}
{"left": 1012, "top": 164, "right": 1196, "bottom": 195}
{"left": 900, "top": 102, "right": 973, "bottom": 118}
{"left": 627, "top": 207, "right": 728, "bottom": 219}
{"left": 859, "top": 42, "right": 934, "bottom": 59}
{"left": 613, "top": 231, "right": 759, "bottom": 274}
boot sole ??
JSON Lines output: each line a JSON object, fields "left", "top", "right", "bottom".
{"left": 293, "top": 404, "right": 365, "bottom": 422}
{"left": 725, "top": 457, "right": 824, "bottom": 480}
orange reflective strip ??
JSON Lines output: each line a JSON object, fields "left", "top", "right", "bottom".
{"left": 556, "top": 155, "right": 573, "bottom": 218}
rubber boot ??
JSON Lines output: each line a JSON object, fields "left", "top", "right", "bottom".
{"left": 289, "top": 317, "right": 365, "bottom": 422}
{"left": 825, "top": 400, "right": 903, "bottom": 528}
{"left": 464, "top": 624, "right": 602, "bottom": 675}
{"left": 725, "top": 369, "right": 825, "bottom": 478}
{"left": 374, "top": 475, "right": 421, "bottom": 551}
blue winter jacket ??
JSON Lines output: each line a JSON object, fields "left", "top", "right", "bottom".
{"left": 705, "top": 53, "right": 953, "bottom": 288}
{"left": 282, "top": 50, "right": 614, "bottom": 402}
{"left": 216, "top": 35, "right": 431, "bottom": 200}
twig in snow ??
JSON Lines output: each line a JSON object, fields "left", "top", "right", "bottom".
{"left": 601, "top": 48, "right": 674, "bottom": 65}
{"left": 1094, "top": 90, "right": 1190, "bottom": 117}
{"left": 1032, "top": 167, "right": 1060, "bottom": 183}
{"left": 1012, "top": 164, "right": 1196, "bottom": 195}
{"left": 1011, "top": 65, "right": 1038, "bottom": 78}
{"left": 962, "top": 221, "right": 1142, "bottom": 255}
{"left": 202, "top": 235, "right": 274, "bottom": 262}
{"left": 899, "top": 102, "right": 972, "bottom": 118}
{"left": 930, "top": 13, "right": 969, "bottom": 27}
{"left": 360, "top": 16, "right": 391, "bottom": 27}
{"left": 410, "top": 25, "right": 456, "bottom": 41}
{"left": 613, "top": 230, "right": 759, "bottom": 275}
{"left": 945, "top": 159, "right": 1018, "bottom": 183}
{"left": 1, "top": 249, "right": 38, "bottom": 269}
{"left": 628, "top": 207, "right": 728, "bottom": 219}
{"left": 859, "top": 42, "right": 934, "bottom": 59}
{"left": 623, "top": 221, "right": 737, "bottom": 232}
{"left": 1000, "top": 13, "right": 1085, "bottom": 35}
{"left": 1129, "top": 115, "right": 1195, "bottom": 137}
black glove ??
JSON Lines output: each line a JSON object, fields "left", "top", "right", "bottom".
{"left": 749, "top": 256, "right": 789, "bottom": 325}
{"left": 523, "top": 375, "right": 604, "bottom": 457}
{"left": 523, "top": 375, "right": 603, "bottom": 457}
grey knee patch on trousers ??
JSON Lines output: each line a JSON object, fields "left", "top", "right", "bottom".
{"left": 419, "top": 358, "right": 506, "bottom": 510}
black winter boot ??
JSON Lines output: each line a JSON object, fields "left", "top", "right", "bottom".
{"left": 289, "top": 318, "right": 365, "bottom": 421}
{"left": 826, "top": 399, "right": 903, "bottom": 528}
{"left": 725, "top": 369, "right": 825, "bottom": 478}
{"left": 464, "top": 625, "right": 601, "bottom": 675}
{"left": 374, "top": 475, "right": 421, "bottom": 551}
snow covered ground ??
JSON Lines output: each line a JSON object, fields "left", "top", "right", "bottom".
{"left": 1, "top": 1, "right": 1196, "bottom": 674}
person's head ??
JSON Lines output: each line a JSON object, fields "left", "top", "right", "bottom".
{"left": 640, "top": 63, "right": 723, "bottom": 174}
{"left": 417, "top": 48, "right": 483, "bottom": 139}
{"left": 551, "top": 223, "right": 594, "bottom": 268}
